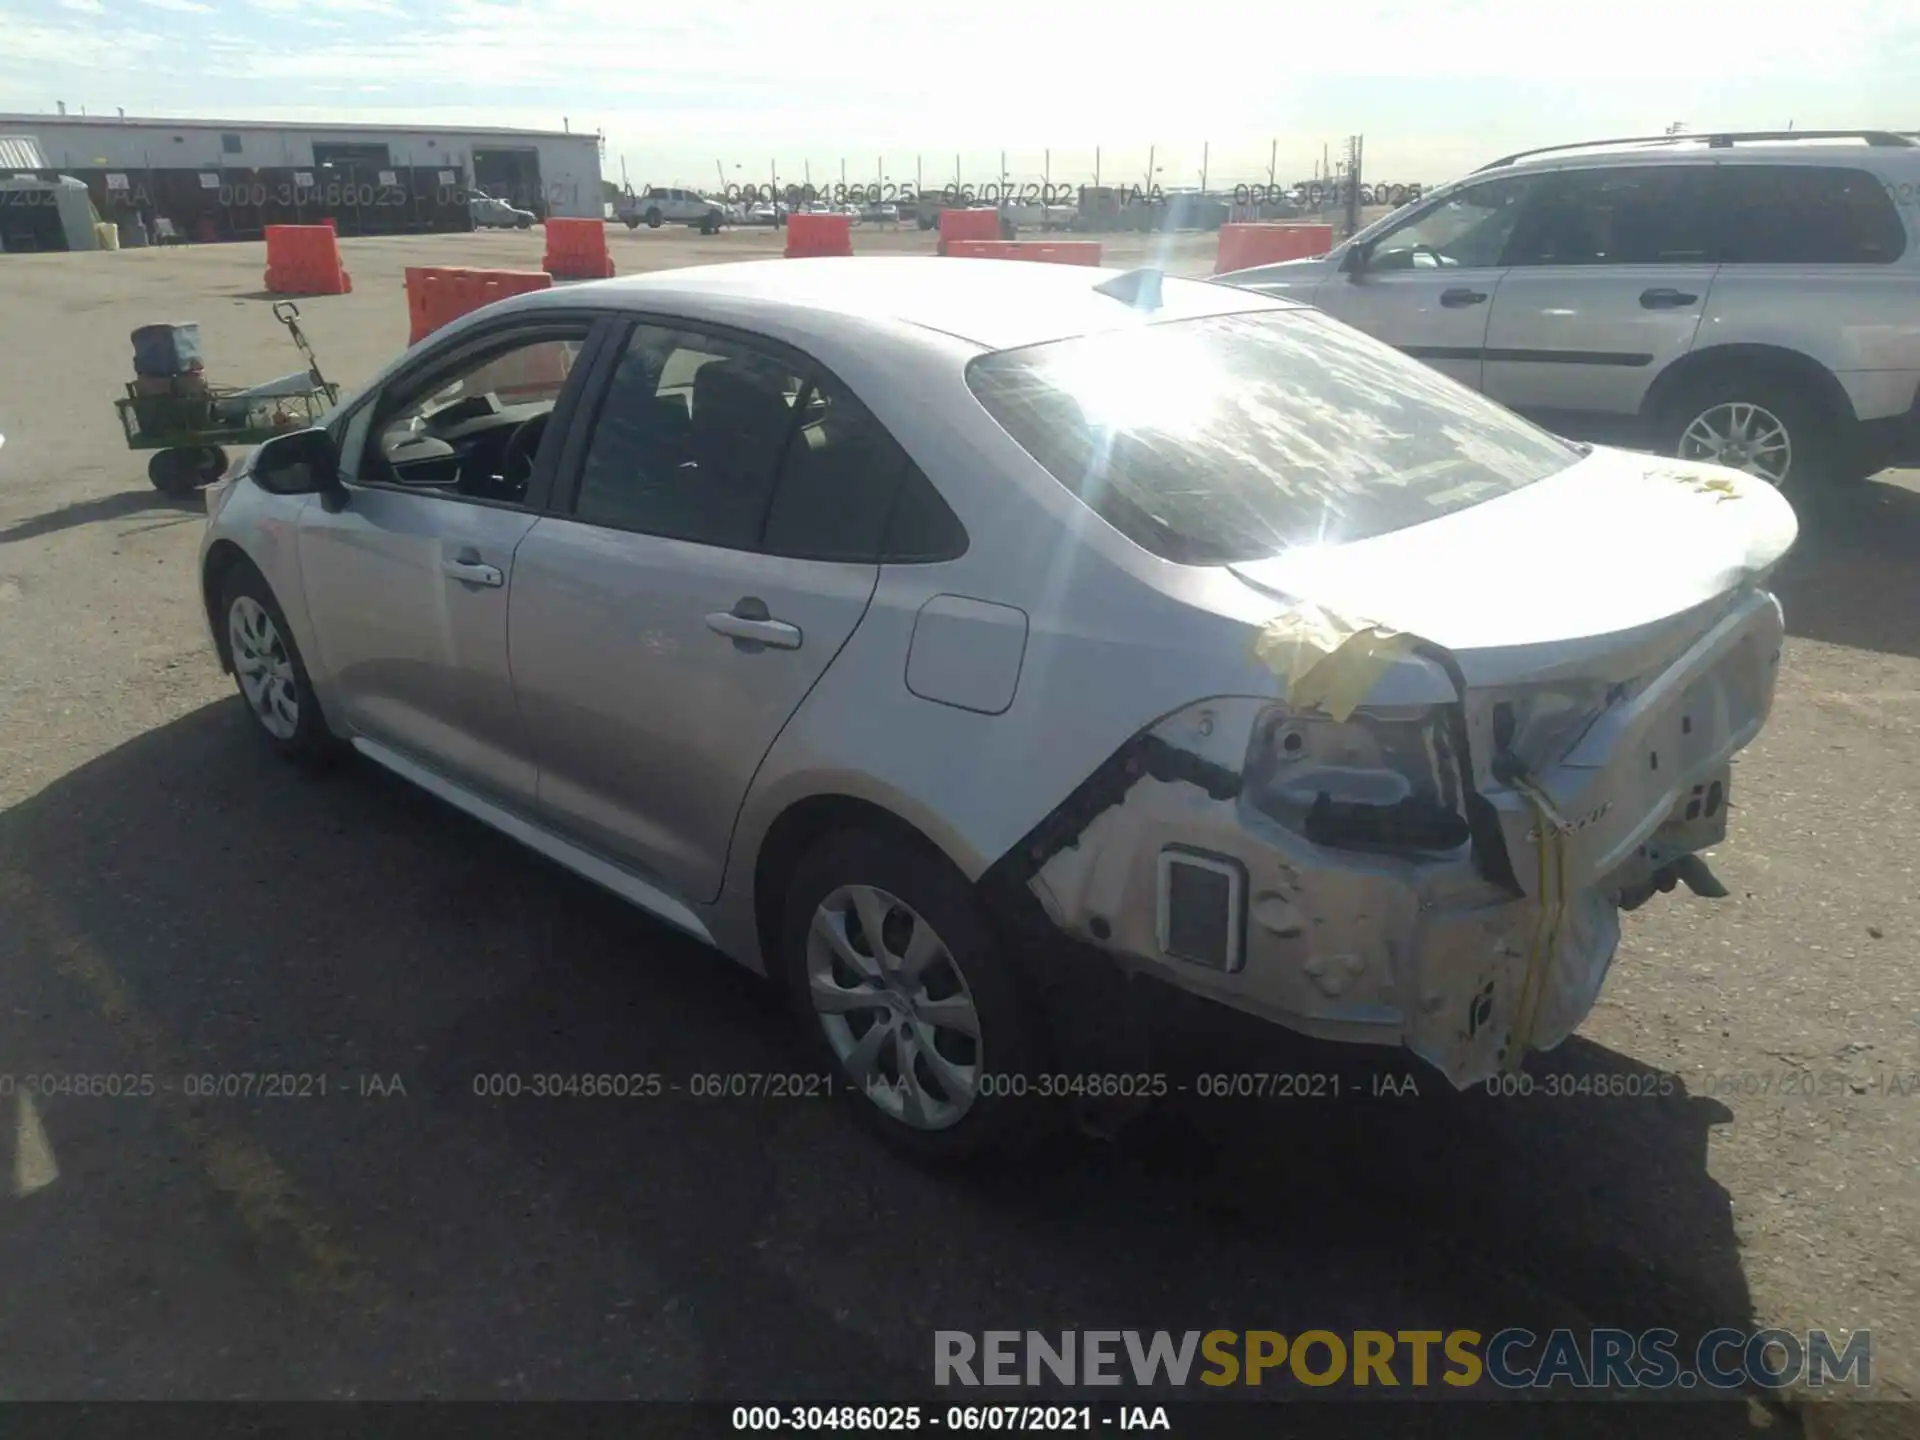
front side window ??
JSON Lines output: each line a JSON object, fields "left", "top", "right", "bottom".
{"left": 1505, "top": 165, "right": 1715, "bottom": 266}
{"left": 572, "top": 324, "right": 804, "bottom": 548}
{"left": 359, "top": 329, "right": 585, "bottom": 505}
{"left": 1366, "top": 176, "right": 1538, "bottom": 271}
{"left": 966, "top": 309, "right": 1580, "bottom": 565}
{"left": 1715, "top": 165, "right": 1907, "bottom": 264}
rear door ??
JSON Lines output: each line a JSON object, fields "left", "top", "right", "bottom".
{"left": 507, "top": 319, "right": 913, "bottom": 903}
{"left": 1481, "top": 164, "right": 1721, "bottom": 427}
{"left": 1314, "top": 172, "right": 1546, "bottom": 391}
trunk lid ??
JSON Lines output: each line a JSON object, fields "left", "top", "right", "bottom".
{"left": 1229, "top": 448, "right": 1797, "bottom": 897}
{"left": 1227, "top": 447, "right": 1797, "bottom": 687}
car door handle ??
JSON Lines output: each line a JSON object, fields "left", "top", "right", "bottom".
{"left": 706, "top": 607, "right": 802, "bottom": 650}
{"left": 1439, "top": 287, "right": 1487, "bottom": 307}
{"left": 1640, "top": 288, "right": 1699, "bottom": 309}
{"left": 442, "top": 558, "right": 504, "bottom": 587}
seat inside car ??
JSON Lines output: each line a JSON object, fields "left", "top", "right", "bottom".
{"left": 687, "top": 359, "right": 794, "bottom": 527}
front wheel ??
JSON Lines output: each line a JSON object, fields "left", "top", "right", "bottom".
{"left": 623, "top": 216, "right": 639, "bottom": 230}
{"left": 219, "top": 562, "right": 339, "bottom": 767}
{"left": 780, "top": 828, "right": 1052, "bottom": 1164}
{"left": 1660, "top": 374, "right": 1839, "bottom": 494}
{"left": 644, "top": 207, "right": 663, "bottom": 228}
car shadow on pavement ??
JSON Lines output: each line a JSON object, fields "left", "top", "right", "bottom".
{"left": 1775, "top": 476, "right": 1920, "bottom": 661}
{"left": 0, "top": 486, "right": 203, "bottom": 545}
{"left": 0, "top": 699, "right": 1786, "bottom": 1434}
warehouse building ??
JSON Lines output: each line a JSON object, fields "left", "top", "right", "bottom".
{"left": 0, "top": 113, "right": 604, "bottom": 246}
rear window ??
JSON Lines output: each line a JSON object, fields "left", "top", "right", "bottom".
{"left": 1715, "top": 165, "right": 1907, "bottom": 265}
{"left": 964, "top": 309, "right": 1579, "bottom": 564}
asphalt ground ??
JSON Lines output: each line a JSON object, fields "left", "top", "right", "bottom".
{"left": 0, "top": 222, "right": 1915, "bottom": 1437}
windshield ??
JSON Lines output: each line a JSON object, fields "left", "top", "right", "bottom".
{"left": 964, "top": 308, "right": 1579, "bottom": 564}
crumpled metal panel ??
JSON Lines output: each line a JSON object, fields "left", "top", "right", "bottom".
{"left": 1027, "top": 576, "right": 1779, "bottom": 1088}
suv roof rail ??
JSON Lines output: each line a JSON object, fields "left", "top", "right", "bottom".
{"left": 1475, "top": 130, "right": 1918, "bottom": 171}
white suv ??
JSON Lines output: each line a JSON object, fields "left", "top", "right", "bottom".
{"left": 620, "top": 186, "right": 725, "bottom": 234}
{"left": 1221, "top": 130, "right": 1920, "bottom": 492}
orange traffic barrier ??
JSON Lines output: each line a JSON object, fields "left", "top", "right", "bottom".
{"left": 542, "top": 217, "right": 615, "bottom": 280}
{"left": 943, "top": 240, "right": 1103, "bottom": 266}
{"left": 937, "top": 207, "right": 1002, "bottom": 255}
{"left": 263, "top": 224, "right": 351, "bottom": 296}
{"left": 405, "top": 266, "right": 553, "bottom": 344}
{"left": 1213, "top": 222, "right": 1335, "bottom": 274}
{"left": 785, "top": 212, "right": 854, "bottom": 258}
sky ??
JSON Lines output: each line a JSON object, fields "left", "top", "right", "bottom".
{"left": 2, "top": 0, "right": 1917, "bottom": 193}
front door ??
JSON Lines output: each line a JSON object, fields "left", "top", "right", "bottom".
{"left": 299, "top": 319, "right": 596, "bottom": 807}
{"left": 1315, "top": 173, "right": 1545, "bottom": 392}
{"left": 509, "top": 321, "right": 900, "bottom": 903}
{"left": 1481, "top": 164, "right": 1720, "bottom": 426}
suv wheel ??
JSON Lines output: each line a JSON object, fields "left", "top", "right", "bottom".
{"left": 644, "top": 206, "right": 663, "bottom": 228}
{"left": 1662, "top": 374, "right": 1835, "bottom": 492}
{"left": 220, "top": 562, "right": 338, "bottom": 767}
{"left": 780, "top": 828, "right": 1050, "bottom": 1163}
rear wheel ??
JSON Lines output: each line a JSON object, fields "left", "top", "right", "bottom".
{"left": 147, "top": 447, "right": 200, "bottom": 496}
{"left": 1660, "top": 372, "right": 1840, "bottom": 494}
{"left": 644, "top": 207, "right": 663, "bottom": 228}
{"left": 780, "top": 828, "right": 1052, "bottom": 1163}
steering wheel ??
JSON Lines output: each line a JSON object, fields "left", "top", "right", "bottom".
{"left": 498, "top": 413, "right": 549, "bottom": 501}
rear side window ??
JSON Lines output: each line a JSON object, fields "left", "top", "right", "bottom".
{"left": 1715, "top": 165, "right": 1907, "bottom": 264}
{"left": 761, "top": 375, "right": 967, "bottom": 563}
{"left": 1505, "top": 165, "right": 1715, "bottom": 266}
{"left": 572, "top": 324, "right": 803, "bottom": 548}
{"left": 966, "top": 309, "right": 1578, "bottom": 565}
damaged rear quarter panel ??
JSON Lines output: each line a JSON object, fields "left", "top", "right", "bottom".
{"left": 1016, "top": 584, "right": 1786, "bottom": 1089}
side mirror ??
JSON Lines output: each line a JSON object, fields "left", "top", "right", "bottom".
{"left": 250, "top": 426, "right": 344, "bottom": 507}
{"left": 1339, "top": 242, "right": 1371, "bottom": 276}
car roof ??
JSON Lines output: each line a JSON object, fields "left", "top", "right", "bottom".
{"left": 1488, "top": 135, "right": 1920, "bottom": 174}
{"left": 517, "top": 256, "right": 1297, "bottom": 351}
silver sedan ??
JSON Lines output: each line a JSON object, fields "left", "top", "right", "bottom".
{"left": 198, "top": 257, "right": 1796, "bottom": 1160}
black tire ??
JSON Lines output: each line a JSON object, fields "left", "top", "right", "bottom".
{"left": 196, "top": 446, "right": 229, "bottom": 484}
{"left": 623, "top": 216, "right": 639, "bottom": 230}
{"left": 147, "top": 448, "right": 199, "bottom": 496}
{"left": 644, "top": 207, "right": 662, "bottom": 228}
{"left": 1658, "top": 371, "right": 1841, "bottom": 497}
{"left": 517, "top": 216, "right": 532, "bottom": 229}
{"left": 779, "top": 827, "right": 1054, "bottom": 1164}
{"left": 217, "top": 561, "right": 340, "bottom": 768}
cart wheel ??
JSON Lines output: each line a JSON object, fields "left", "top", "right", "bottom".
{"left": 147, "top": 448, "right": 199, "bottom": 497}
{"left": 196, "top": 446, "right": 230, "bottom": 483}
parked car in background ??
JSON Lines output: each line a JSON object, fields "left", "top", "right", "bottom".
{"left": 859, "top": 202, "right": 900, "bottom": 225}
{"left": 199, "top": 257, "right": 1794, "bottom": 1161}
{"left": 1219, "top": 130, "right": 1920, "bottom": 493}
{"left": 470, "top": 193, "right": 535, "bottom": 229}
{"left": 619, "top": 186, "right": 726, "bottom": 234}
{"left": 747, "top": 201, "right": 789, "bottom": 227}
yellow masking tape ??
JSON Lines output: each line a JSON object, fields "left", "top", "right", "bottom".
{"left": 1251, "top": 603, "right": 1423, "bottom": 723}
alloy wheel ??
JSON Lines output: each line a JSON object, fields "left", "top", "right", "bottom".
{"left": 1678, "top": 401, "right": 1792, "bottom": 486}
{"left": 229, "top": 595, "right": 300, "bottom": 739}
{"left": 806, "top": 884, "right": 982, "bottom": 1130}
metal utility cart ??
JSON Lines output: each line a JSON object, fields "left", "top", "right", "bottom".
{"left": 116, "top": 302, "right": 342, "bottom": 496}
